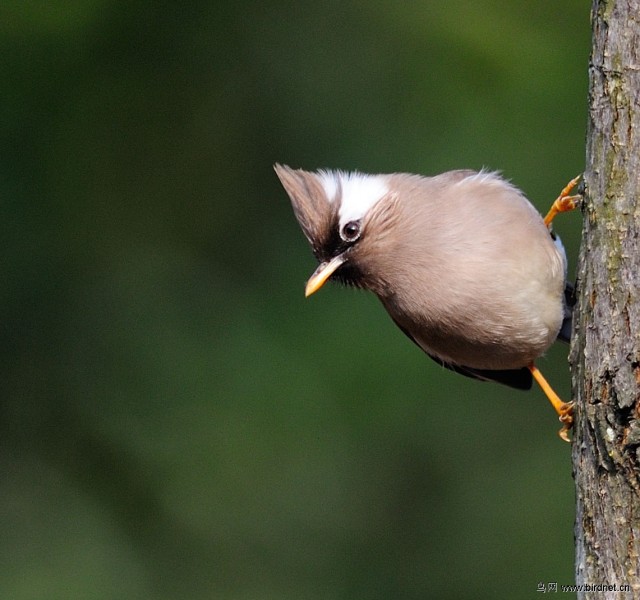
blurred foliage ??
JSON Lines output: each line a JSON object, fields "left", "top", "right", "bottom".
{"left": 1, "top": 1, "right": 589, "bottom": 599}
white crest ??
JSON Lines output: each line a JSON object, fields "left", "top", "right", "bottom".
{"left": 317, "top": 170, "right": 389, "bottom": 227}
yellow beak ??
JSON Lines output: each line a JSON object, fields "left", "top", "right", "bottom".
{"left": 305, "top": 255, "right": 346, "bottom": 297}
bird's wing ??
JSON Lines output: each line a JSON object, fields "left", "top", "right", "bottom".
{"left": 425, "top": 353, "right": 533, "bottom": 390}
{"left": 389, "top": 315, "right": 533, "bottom": 391}
{"left": 556, "top": 282, "right": 575, "bottom": 344}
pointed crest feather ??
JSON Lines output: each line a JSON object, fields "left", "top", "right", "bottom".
{"left": 274, "top": 164, "right": 334, "bottom": 252}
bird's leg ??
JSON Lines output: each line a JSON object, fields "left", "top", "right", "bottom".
{"left": 528, "top": 364, "right": 574, "bottom": 442}
{"left": 543, "top": 175, "right": 582, "bottom": 228}
{"left": 537, "top": 178, "right": 581, "bottom": 440}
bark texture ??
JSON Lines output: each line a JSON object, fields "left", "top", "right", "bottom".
{"left": 571, "top": 1, "right": 640, "bottom": 597}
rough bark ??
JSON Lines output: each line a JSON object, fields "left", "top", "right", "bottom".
{"left": 571, "top": 1, "right": 640, "bottom": 598}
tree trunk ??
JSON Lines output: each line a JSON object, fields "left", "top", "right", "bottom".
{"left": 571, "top": 1, "right": 640, "bottom": 597}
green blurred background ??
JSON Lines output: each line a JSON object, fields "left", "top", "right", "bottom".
{"left": 2, "top": 2, "right": 589, "bottom": 599}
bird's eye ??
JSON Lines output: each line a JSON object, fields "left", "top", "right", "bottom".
{"left": 340, "top": 220, "right": 361, "bottom": 243}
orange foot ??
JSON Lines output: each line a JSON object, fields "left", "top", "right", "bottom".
{"left": 544, "top": 175, "right": 582, "bottom": 228}
{"left": 528, "top": 364, "right": 575, "bottom": 442}
{"left": 556, "top": 401, "right": 576, "bottom": 443}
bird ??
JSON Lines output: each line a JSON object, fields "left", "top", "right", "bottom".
{"left": 275, "top": 164, "right": 580, "bottom": 441}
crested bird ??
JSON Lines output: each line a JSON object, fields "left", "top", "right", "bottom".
{"left": 275, "top": 164, "right": 580, "bottom": 441}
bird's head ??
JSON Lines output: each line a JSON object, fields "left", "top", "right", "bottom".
{"left": 275, "top": 164, "right": 401, "bottom": 296}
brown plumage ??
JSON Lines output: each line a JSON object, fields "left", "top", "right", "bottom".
{"left": 276, "top": 163, "right": 577, "bottom": 438}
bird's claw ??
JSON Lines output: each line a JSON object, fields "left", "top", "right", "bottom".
{"left": 544, "top": 175, "right": 583, "bottom": 228}
{"left": 557, "top": 401, "right": 575, "bottom": 443}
